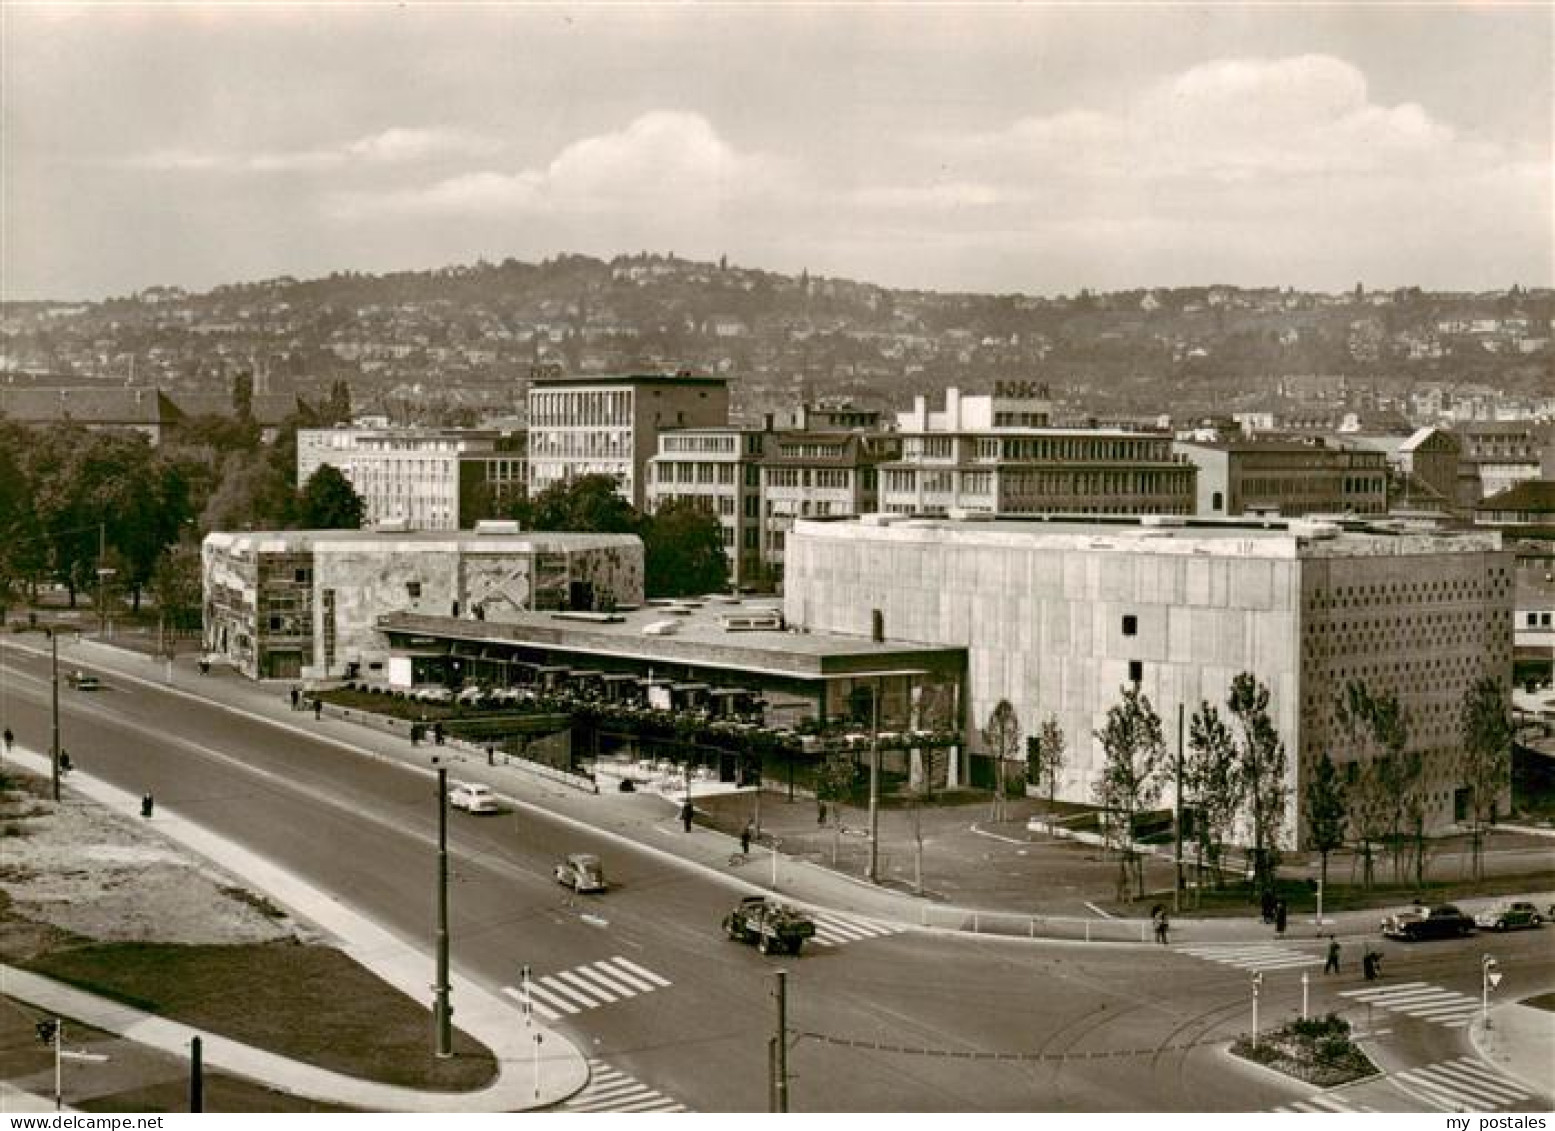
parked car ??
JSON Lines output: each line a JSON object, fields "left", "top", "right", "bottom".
{"left": 553, "top": 853, "right": 607, "bottom": 893}
{"left": 1475, "top": 901, "right": 1543, "bottom": 932}
{"left": 1382, "top": 904, "right": 1474, "bottom": 940}
{"left": 448, "top": 782, "right": 499, "bottom": 814}
{"left": 67, "top": 670, "right": 101, "bottom": 691}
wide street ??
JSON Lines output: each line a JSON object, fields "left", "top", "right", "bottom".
{"left": 2, "top": 638, "right": 1550, "bottom": 1112}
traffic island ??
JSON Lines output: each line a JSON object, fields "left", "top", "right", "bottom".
{"left": 1229, "top": 1013, "right": 1378, "bottom": 1088}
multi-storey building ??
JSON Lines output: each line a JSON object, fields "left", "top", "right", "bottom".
{"left": 296, "top": 427, "right": 527, "bottom": 531}
{"left": 1174, "top": 439, "right": 1389, "bottom": 517}
{"left": 644, "top": 427, "right": 768, "bottom": 587}
{"left": 881, "top": 386, "right": 1194, "bottom": 516}
{"left": 526, "top": 372, "right": 730, "bottom": 509}
{"left": 760, "top": 430, "right": 901, "bottom": 581}
{"left": 784, "top": 514, "right": 1513, "bottom": 841}
{"left": 1454, "top": 420, "right": 1555, "bottom": 499}
{"left": 202, "top": 528, "right": 643, "bottom": 681}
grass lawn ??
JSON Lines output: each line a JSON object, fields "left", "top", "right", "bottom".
{"left": 21, "top": 941, "right": 497, "bottom": 1092}
{"left": 1231, "top": 1014, "right": 1378, "bottom": 1088}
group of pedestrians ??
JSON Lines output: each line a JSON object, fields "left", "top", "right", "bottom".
{"left": 1260, "top": 889, "right": 1289, "bottom": 934}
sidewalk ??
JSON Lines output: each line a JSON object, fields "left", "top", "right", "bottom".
{"left": 1471, "top": 998, "right": 1555, "bottom": 1097}
{"left": 13, "top": 633, "right": 1555, "bottom": 951}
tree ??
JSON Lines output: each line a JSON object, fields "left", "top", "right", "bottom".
{"left": 517, "top": 473, "right": 641, "bottom": 535}
{"left": 231, "top": 371, "right": 254, "bottom": 421}
{"left": 1185, "top": 700, "right": 1242, "bottom": 891}
{"left": 1304, "top": 751, "right": 1348, "bottom": 898}
{"left": 1092, "top": 683, "right": 1166, "bottom": 900}
{"left": 149, "top": 541, "right": 203, "bottom": 657}
{"left": 1227, "top": 673, "right": 1289, "bottom": 902}
{"left": 1334, "top": 680, "right": 1410, "bottom": 889}
{"left": 201, "top": 449, "right": 296, "bottom": 533}
{"left": 982, "top": 699, "right": 1022, "bottom": 822}
{"left": 1458, "top": 674, "right": 1512, "bottom": 880}
{"left": 296, "top": 465, "right": 365, "bottom": 530}
{"left": 814, "top": 748, "right": 857, "bottom": 866}
{"left": 1029, "top": 713, "right": 1068, "bottom": 815}
{"left": 643, "top": 498, "right": 727, "bottom": 597}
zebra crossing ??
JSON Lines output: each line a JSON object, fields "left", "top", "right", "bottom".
{"left": 1270, "top": 1057, "right": 1535, "bottom": 1113}
{"left": 553, "top": 1059, "right": 690, "bottom": 1113}
{"left": 1337, "top": 981, "right": 1481, "bottom": 1028}
{"left": 503, "top": 955, "right": 670, "bottom": 1021}
{"left": 1174, "top": 941, "right": 1324, "bottom": 972}
{"left": 809, "top": 909, "right": 905, "bottom": 948}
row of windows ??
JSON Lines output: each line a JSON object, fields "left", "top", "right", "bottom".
{"left": 529, "top": 389, "right": 633, "bottom": 428}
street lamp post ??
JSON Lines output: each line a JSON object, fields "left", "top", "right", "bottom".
{"left": 48, "top": 629, "right": 61, "bottom": 802}
{"left": 1251, "top": 971, "right": 1263, "bottom": 1048}
{"left": 867, "top": 681, "right": 880, "bottom": 884}
{"left": 1482, "top": 954, "right": 1500, "bottom": 1029}
{"left": 433, "top": 764, "right": 453, "bottom": 1058}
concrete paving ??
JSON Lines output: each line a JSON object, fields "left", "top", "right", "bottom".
{"left": 1471, "top": 999, "right": 1555, "bottom": 1096}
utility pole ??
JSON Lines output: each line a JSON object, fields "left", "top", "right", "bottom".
{"left": 97, "top": 523, "right": 108, "bottom": 639}
{"left": 866, "top": 680, "right": 880, "bottom": 884}
{"left": 49, "top": 630, "right": 61, "bottom": 802}
{"left": 1173, "top": 701, "right": 1184, "bottom": 915}
{"left": 190, "top": 1035, "right": 204, "bottom": 1112}
{"left": 771, "top": 970, "right": 789, "bottom": 1112}
{"left": 434, "top": 764, "right": 453, "bottom": 1058}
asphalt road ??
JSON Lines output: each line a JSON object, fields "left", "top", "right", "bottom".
{"left": 1, "top": 643, "right": 1548, "bottom": 1112}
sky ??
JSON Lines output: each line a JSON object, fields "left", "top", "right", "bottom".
{"left": 2, "top": 3, "right": 1551, "bottom": 301}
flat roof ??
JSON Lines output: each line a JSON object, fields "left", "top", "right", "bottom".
{"left": 529, "top": 372, "right": 727, "bottom": 388}
{"left": 378, "top": 602, "right": 963, "bottom": 680}
{"left": 792, "top": 514, "right": 1503, "bottom": 559}
{"left": 204, "top": 530, "right": 641, "bottom": 553}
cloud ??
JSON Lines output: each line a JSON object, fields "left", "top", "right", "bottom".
{"left": 121, "top": 127, "right": 500, "bottom": 174}
{"left": 332, "top": 111, "right": 791, "bottom": 218}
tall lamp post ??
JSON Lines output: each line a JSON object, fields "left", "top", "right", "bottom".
{"left": 48, "top": 629, "right": 61, "bottom": 802}
{"left": 433, "top": 762, "right": 453, "bottom": 1058}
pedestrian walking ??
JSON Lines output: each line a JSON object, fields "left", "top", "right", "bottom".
{"left": 141, "top": 793, "right": 155, "bottom": 819}
{"left": 433, "top": 721, "right": 445, "bottom": 746}
{"left": 312, "top": 697, "right": 322, "bottom": 720}
{"left": 486, "top": 745, "right": 495, "bottom": 766}
{"left": 59, "top": 751, "right": 73, "bottom": 774}
{"left": 1260, "top": 889, "right": 1276, "bottom": 923}
{"left": 289, "top": 686, "right": 300, "bottom": 711}
{"left": 816, "top": 799, "right": 827, "bottom": 825}
{"left": 1324, "top": 936, "right": 1341, "bottom": 975}
{"left": 681, "top": 802, "right": 694, "bottom": 833}
{"left": 1275, "top": 899, "right": 1288, "bottom": 936}
{"left": 1155, "top": 912, "right": 1170, "bottom": 945}
{"left": 3, "top": 726, "right": 13, "bottom": 753}
{"left": 740, "top": 821, "right": 753, "bottom": 856}
{"left": 1362, "top": 949, "right": 1382, "bottom": 981}
{"left": 410, "top": 723, "right": 422, "bottom": 746}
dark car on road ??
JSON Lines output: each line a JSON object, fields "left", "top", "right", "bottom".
{"left": 1382, "top": 904, "right": 1474, "bottom": 941}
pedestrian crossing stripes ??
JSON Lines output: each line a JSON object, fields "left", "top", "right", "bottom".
{"left": 553, "top": 1059, "right": 690, "bottom": 1113}
{"left": 809, "top": 909, "right": 904, "bottom": 948}
{"left": 1337, "top": 981, "right": 1480, "bottom": 1028}
{"left": 1174, "top": 942, "right": 1323, "bottom": 972}
{"left": 1269, "top": 1058, "right": 1533, "bottom": 1113}
{"left": 503, "top": 956, "right": 670, "bottom": 1021}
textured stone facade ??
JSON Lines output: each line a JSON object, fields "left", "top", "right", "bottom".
{"left": 784, "top": 516, "right": 1512, "bottom": 843}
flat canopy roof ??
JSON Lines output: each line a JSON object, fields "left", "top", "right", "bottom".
{"left": 378, "top": 604, "right": 963, "bottom": 680}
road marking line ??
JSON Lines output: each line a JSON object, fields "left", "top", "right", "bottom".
{"left": 593, "top": 957, "right": 660, "bottom": 994}
{"left": 522, "top": 981, "right": 579, "bottom": 1016}
{"left": 536, "top": 974, "right": 602, "bottom": 1009}
{"left": 1422, "top": 1063, "right": 1526, "bottom": 1103}
{"left": 1083, "top": 901, "right": 1113, "bottom": 919}
{"left": 1340, "top": 981, "right": 1429, "bottom": 997}
{"left": 610, "top": 956, "right": 671, "bottom": 987}
{"left": 554, "top": 968, "right": 619, "bottom": 1004}
{"left": 1441, "top": 1058, "right": 1530, "bottom": 1093}
{"left": 1403, "top": 1074, "right": 1486, "bottom": 1112}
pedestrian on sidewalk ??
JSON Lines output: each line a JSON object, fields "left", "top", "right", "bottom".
{"left": 486, "top": 745, "right": 495, "bottom": 766}
{"left": 312, "top": 697, "right": 322, "bottom": 720}
{"left": 3, "top": 726, "right": 12, "bottom": 753}
{"left": 1260, "top": 889, "right": 1275, "bottom": 923}
{"left": 740, "top": 821, "right": 753, "bottom": 856}
{"left": 141, "top": 793, "right": 155, "bottom": 818}
{"left": 1324, "top": 936, "right": 1341, "bottom": 974}
{"left": 681, "top": 802, "right": 694, "bottom": 833}
{"left": 433, "top": 722, "right": 445, "bottom": 746}
{"left": 410, "top": 723, "right": 422, "bottom": 746}
{"left": 1154, "top": 911, "right": 1170, "bottom": 945}
{"left": 1274, "top": 899, "right": 1288, "bottom": 936}
{"left": 816, "top": 799, "right": 827, "bottom": 826}
{"left": 290, "top": 685, "right": 300, "bottom": 712}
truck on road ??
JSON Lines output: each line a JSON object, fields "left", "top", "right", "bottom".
{"left": 722, "top": 895, "right": 816, "bottom": 956}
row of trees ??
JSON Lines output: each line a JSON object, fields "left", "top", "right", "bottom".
{"left": 1305, "top": 674, "right": 1512, "bottom": 888}
{"left": 0, "top": 411, "right": 363, "bottom": 626}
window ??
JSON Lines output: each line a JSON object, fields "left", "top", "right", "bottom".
{"left": 1128, "top": 660, "right": 1143, "bottom": 684}
{"left": 1211, "top": 491, "right": 1224, "bottom": 512}
{"left": 1122, "top": 615, "right": 1138, "bottom": 636}
{"left": 406, "top": 581, "right": 422, "bottom": 599}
